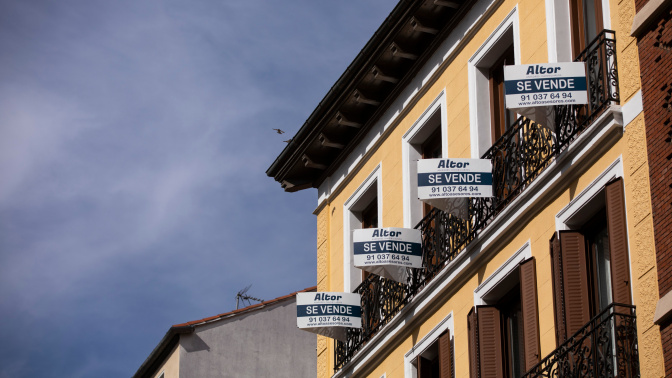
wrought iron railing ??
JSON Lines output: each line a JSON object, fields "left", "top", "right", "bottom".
{"left": 334, "top": 30, "right": 619, "bottom": 371}
{"left": 522, "top": 303, "right": 639, "bottom": 378}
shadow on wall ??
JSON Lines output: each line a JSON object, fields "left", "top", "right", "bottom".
{"left": 182, "top": 333, "right": 210, "bottom": 353}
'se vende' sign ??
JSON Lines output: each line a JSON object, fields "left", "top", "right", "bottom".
{"left": 417, "top": 158, "right": 492, "bottom": 199}
{"left": 353, "top": 227, "right": 422, "bottom": 270}
{"left": 504, "top": 62, "right": 587, "bottom": 108}
{"left": 296, "top": 292, "right": 361, "bottom": 340}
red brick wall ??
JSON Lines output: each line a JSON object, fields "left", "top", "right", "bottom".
{"left": 660, "top": 320, "right": 672, "bottom": 376}
{"left": 638, "top": 6, "right": 672, "bottom": 295}
{"left": 636, "top": 4, "right": 672, "bottom": 372}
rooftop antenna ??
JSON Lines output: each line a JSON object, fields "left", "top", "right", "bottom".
{"left": 235, "top": 285, "right": 263, "bottom": 310}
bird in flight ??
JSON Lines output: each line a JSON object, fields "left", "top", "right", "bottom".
{"left": 273, "top": 128, "right": 285, "bottom": 134}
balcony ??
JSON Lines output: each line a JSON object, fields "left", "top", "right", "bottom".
{"left": 335, "top": 30, "right": 621, "bottom": 372}
{"left": 522, "top": 303, "right": 639, "bottom": 378}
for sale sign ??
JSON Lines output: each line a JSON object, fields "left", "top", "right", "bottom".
{"left": 353, "top": 227, "right": 422, "bottom": 283}
{"left": 296, "top": 292, "right": 361, "bottom": 341}
{"left": 417, "top": 158, "right": 492, "bottom": 199}
{"left": 504, "top": 62, "right": 587, "bottom": 108}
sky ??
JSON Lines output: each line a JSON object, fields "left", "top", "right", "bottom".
{"left": 0, "top": 1, "right": 398, "bottom": 376}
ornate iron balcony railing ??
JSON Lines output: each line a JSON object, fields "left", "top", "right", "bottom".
{"left": 522, "top": 303, "right": 639, "bottom": 378}
{"left": 334, "top": 30, "right": 619, "bottom": 371}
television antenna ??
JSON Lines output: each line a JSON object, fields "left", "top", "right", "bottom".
{"left": 235, "top": 285, "right": 263, "bottom": 310}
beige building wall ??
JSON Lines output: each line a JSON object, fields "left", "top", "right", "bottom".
{"left": 153, "top": 343, "right": 180, "bottom": 378}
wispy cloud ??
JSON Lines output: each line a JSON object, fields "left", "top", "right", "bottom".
{"left": 0, "top": 0, "right": 397, "bottom": 376}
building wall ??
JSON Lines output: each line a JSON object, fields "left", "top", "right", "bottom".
{"left": 633, "top": 1, "right": 672, "bottom": 374}
{"left": 153, "top": 342, "right": 180, "bottom": 378}
{"left": 179, "top": 300, "right": 316, "bottom": 378}
{"left": 315, "top": 0, "right": 661, "bottom": 376}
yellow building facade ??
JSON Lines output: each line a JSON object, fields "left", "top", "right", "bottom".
{"left": 268, "top": 0, "right": 660, "bottom": 377}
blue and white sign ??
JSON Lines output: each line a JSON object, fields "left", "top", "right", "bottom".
{"left": 504, "top": 62, "right": 587, "bottom": 108}
{"left": 353, "top": 227, "right": 422, "bottom": 283}
{"left": 417, "top": 158, "right": 492, "bottom": 200}
{"left": 296, "top": 292, "right": 361, "bottom": 341}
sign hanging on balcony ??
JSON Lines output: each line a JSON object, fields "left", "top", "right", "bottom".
{"left": 296, "top": 292, "right": 361, "bottom": 341}
{"left": 353, "top": 227, "right": 422, "bottom": 283}
{"left": 504, "top": 62, "right": 587, "bottom": 109}
{"left": 417, "top": 158, "right": 491, "bottom": 219}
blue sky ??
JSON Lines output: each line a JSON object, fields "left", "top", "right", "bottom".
{"left": 0, "top": 1, "right": 397, "bottom": 376}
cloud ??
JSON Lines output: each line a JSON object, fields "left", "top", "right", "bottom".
{"left": 0, "top": 0, "right": 398, "bottom": 376}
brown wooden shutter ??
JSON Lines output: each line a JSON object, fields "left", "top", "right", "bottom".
{"left": 467, "top": 307, "right": 479, "bottom": 378}
{"left": 519, "top": 257, "right": 540, "bottom": 371}
{"left": 439, "top": 330, "right": 453, "bottom": 378}
{"left": 605, "top": 178, "right": 632, "bottom": 306}
{"left": 559, "top": 231, "right": 592, "bottom": 337}
{"left": 477, "top": 306, "right": 504, "bottom": 378}
{"left": 549, "top": 233, "right": 566, "bottom": 346}
{"left": 417, "top": 355, "right": 432, "bottom": 378}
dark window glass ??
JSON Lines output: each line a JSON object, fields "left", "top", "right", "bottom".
{"left": 489, "top": 44, "right": 516, "bottom": 144}
{"left": 569, "top": 0, "right": 603, "bottom": 57}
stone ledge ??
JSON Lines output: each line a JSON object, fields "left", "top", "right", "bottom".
{"left": 631, "top": 0, "right": 672, "bottom": 37}
{"left": 654, "top": 289, "right": 672, "bottom": 324}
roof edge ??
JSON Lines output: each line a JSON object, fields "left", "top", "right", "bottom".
{"left": 132, "top": 325, "right": 194, "bottom": 378}
{"left": 172, "top": 285, "right": 317, "bottom": 327}
{"left": 266, "top": 0, "right": 415, "bottom": 180}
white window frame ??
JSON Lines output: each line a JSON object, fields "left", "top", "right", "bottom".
{"left": 555, "top": 157, "right": 624, "bottom": 231}
{"left": 468, "top": 6, "right": 521, "bottom": 158}
{"left": 404, "top": 312, "right": 454, "bottom": 378}
{"left": 545, "top": 0, "right": 612, "bottom": 63}
{"left": 402, "top": 91, "right": 448, "bottom": 228}
{"left": 473, "top": 240, "right": 531, "bottom": 306}
{"left": 343, "top": 164, "right": 383, "bottom": 292}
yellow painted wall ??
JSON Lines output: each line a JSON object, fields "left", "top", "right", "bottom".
{"left": 152, "top": 342, "right": 180, "bottom": 378}
{"left": 314, "top": 0, "right": 661, "bottom": 376}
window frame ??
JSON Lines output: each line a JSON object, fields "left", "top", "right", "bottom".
{"left": 544, "top": 0, "right": 611, "bottom": 63}
{"left": 404, "top": 312, "right": 454, "bottom": 378}
{"left": 468, "top": 6, "right": 521, "bottom": 158}
{"left": 402, "top": 91, "right": 448, "bottom": 228}
{"left": 343, "top": 164, "right": 383, "bottom": 292}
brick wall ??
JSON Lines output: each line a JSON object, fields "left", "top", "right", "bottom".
{"left": 636, "top": 4, "right": 672, "bottom": 373}
{"left": 660, "top": 320, "right": 672, "bottom": 376}
{"left": 637, "top": 6, "right": 672, "bottom": 295}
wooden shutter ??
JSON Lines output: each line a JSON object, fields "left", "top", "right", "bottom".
{"left": 417, "top": 355, "right": 432, "bottom": 378}
{"left": 519, "top": 257, "right": 540, "bottom": 371}
{"left": 439, "top": 330, "right": 453, "bottom": 378}
{"left": 467, "top": 307, "right": 479, "bottom": 378}
{"left": 559, "top": 231, "right": 592, "bottom": 338}
{"left": 477, "top": 306, "right": 504, "bottom": 378}
{"left": 549, "top": 233, "right": 566, "bottom": 346}
{"left": 605, "top": 178, "right": 632, "bottom": 306}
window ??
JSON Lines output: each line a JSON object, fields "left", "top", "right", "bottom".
{"left": 405, "top": 313, "right": 454, "bottom": 378}
{"left": 343, "top": 165, "right": 382, "bottom": 292}
{"left": 402, "top": 92, "right": 447, "bottom": 228}
{"left": 360, "top": 199, "right": 378, "bottom": 281}
{"left": 569, "top": 0, "right": 603, "bottom": 58}
{"left": 416, "top": 330, "right": 453, "bottom": 378}
{"left": 549, "top": 177, "right": 632, "bottom": 345}
{"left": 468, "top": 8, "right": 520, "bottom": 158}
{"left": 489, "top": 43, "right": 516, "bottom": 144}
{"left": 468, "top": 257, "right": 540, "bottom": 377}
{"left": 421, "top": 127, "right": 443, "bottom": 217}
